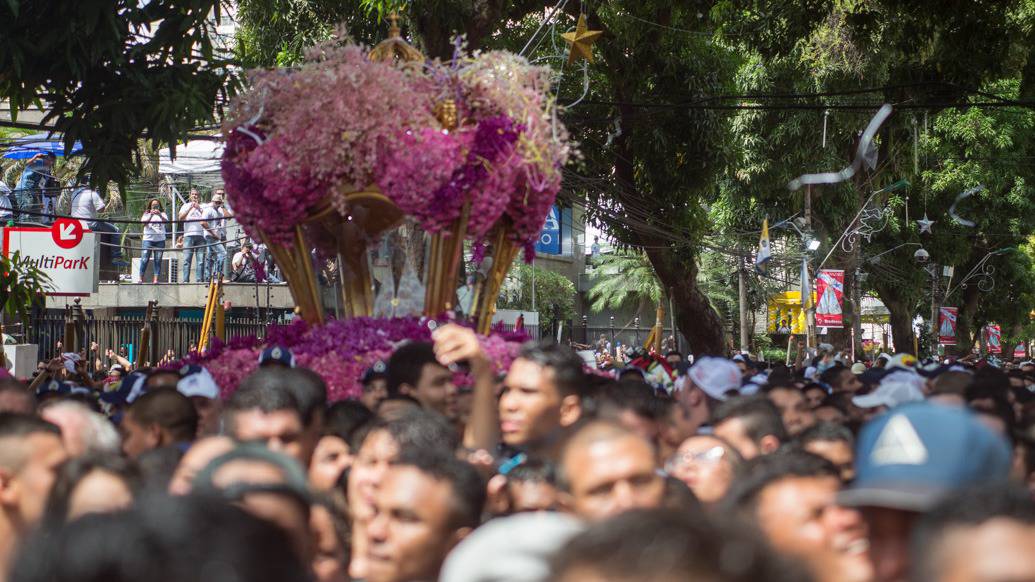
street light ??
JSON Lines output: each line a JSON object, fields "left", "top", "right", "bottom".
{"left": 806, "top": 239, "right": 821, "bottom": 252}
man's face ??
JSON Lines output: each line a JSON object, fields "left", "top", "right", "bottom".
{"left": 756, "top": 475, "right": 871, "bottom": 581}
{"left": 348, "top": 430, "right": 399, "bottom": 521}
{"left": 308, "top": 435, "right": 351, "bottom": 492}
{"left": 713, "top": 417, "right": 764, "bottom": 460}
{"left": 804, "top": 439, "right": 855, "bottom": 482}
{"left": 411, "top": 363, "right": 457, "bottom": 420}
{"left": 804, "top": 387, "right": 827, "bottom": 409}
{"left": 562, "top": 434, "right": 664, "bottom": 521}
{"left": 3, "top": 433, "right": 67, "bottom": 528}
{"left": 768, "top": 388, "right": 816, "bottom": 437}
{"left": 508, "top": 479, "right": 559, "bottom": 513}
{"left": 835, "top": 370, "right": 863, "bottom": 394}
{"left": 120, "top": 412, "right": 158, "bottom": 459}
{"left": 366, "top": 466, "right": 465, "bottom": 582}
{"left": 191, "top": 396, "right": 222, "bottom": 437}
{"left": 815, "top": 405, "right": 848, "bottom": 425}
{"left": 666, "top": 354, "right": 682, "bottom": 366}
{"left": 500, "top": 358, "right": 565, "bottom": 447}
{"left": 861, "top": 506, "right": 918, "bottom": 582}
{"left": 361, "top": 378, "right": 388, "bottom": 410}
{"left": 189, "top": 190, "right": 199, "bottom": 202}
{"left": 932, "top": 519, "right": 1035, "bottom": 582}
{"left": 230, "top": 408, "right": 306, "bottom": 467}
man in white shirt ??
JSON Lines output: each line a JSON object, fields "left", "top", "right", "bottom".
{"left": 200, "top": 190, "right": 231, "bottom": 282}
{"left": 178, "top": 189, "right": 206, "bottom": 283}
{"left": 70, "top": 178, "right": 126, "bottom": 266}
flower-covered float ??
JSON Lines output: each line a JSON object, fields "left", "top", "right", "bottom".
{"left": 187, "top": 19, "right": 572, "bottom": 399}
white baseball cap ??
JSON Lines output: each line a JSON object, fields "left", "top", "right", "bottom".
{"left": 686, "top": 357, "right": 742, "bottom": 401}
{"left": 177, "top": 365, "right": 220, "bottom": 400}
{"left": 852, "top": 370, "right": 925, "bottom": 409}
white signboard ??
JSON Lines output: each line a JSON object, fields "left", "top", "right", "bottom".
{"left": 2, "top": 219, "right": 99, "bottom": 296}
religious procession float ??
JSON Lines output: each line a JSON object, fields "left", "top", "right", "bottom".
{"left": 183, "top": 19, "right": 572, "bottom": 400}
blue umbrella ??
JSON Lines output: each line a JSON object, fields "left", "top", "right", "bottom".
{"left": 1, "top": 133, "right": 83, "bottom": 160}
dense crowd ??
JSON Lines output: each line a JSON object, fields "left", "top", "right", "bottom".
{"left": 2, "top": 326, "right": 1034, "bottom": 582}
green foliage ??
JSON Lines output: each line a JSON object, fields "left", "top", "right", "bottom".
{"left": 498, "top": 263, "right": 576, "bottom": 333}
{"left": 0, "top": 252, "right": 49, "bottom": 319}
{"left": 587, "top": 251, "right": 663, "bottom": 313}
{"left": 0, "top": 0, "right": 235, "bottom": 189}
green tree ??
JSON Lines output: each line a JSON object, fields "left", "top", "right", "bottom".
{"left": 498, "top": 263, "right": 576, "bottom": 336}
{"left": 0, "top": 252, "right": 50, "bottom": 319}
{"left": 586, "top": 251, "right": 663, "bottom": 313}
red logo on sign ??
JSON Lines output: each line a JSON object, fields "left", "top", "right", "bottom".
{"left": 51, "top": 218, "right": 84, "bottom": 249}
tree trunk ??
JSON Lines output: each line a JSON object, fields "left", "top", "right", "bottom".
{"left": 952, "top": 284, "right": 982, "bottom": 356}
{"left": 874, "top": 285, "right": 916, "bottom": 354}
{"left": 644, "top": 246, "right": 726, "bottom": 355}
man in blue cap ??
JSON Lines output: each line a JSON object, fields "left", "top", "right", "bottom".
{"left": 360, "top": 360, "right": 388, "bottom": 411}
{"left": 837, "top": 403, "right": 1012, "bottom": 582}
{"left": 258, "top": 345, "right": 296, "bottom": 369}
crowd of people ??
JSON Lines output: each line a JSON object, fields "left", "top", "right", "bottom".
{"left": 2, "top": 327, "right": 1034, "bottom": 582}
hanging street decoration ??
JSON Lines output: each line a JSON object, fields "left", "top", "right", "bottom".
{"left": 815, "top": 269, "right": 845, "bottom": 328}
{"left": 938, "top": 307, "right": 958, "bottom": 345}
{"left": 561, "top": 14, "right": 603, "bottom": 65}
{"left": 788, "top": 104, "right": 893, "bottom": 191}
{"left": 985, "top": 324, "right": 1003, "bottom": 354}
{"left": 948, "top": 185, "right": 984, "bottom": 228}
{"left": 755, "top": 218, "right": 771, "bottom": 274}
{"left": 917, "top": 213, "right": 935, "bottom": 234}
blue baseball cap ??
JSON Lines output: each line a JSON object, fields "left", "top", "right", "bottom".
{"left": 258, "top": 345, "right": 295, "bottom": 368}
{"left": 361, "top": 360, "right": 388, "bottom": 385}
{"left": 99, "top": 371, "right": 148, "bottom": 405}
{"left": 838, "top": 403, "right": 1011, "bottom": 512}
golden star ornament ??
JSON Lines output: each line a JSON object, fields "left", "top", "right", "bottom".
{"left": 561, "top": 14, "right": 603, "bottom": 65}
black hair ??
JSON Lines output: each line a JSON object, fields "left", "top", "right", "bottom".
{"left": 797, "top": 422, "right": 854, "bottom": 447}
{"left": 815, "top": 394, "right": 849, "bottom": 416}
{"left": 43, "top": 454, "right": 141, "bottom": 525}
{"left": 225, "top": 378, "right": 301, "bottom": 432}
{"left": 234, "top": 368, "right": 321, "bottom": 426}
{"left": 506, "top": 458, "right": 556, "bottom": 485}
{"left": 802, "top": 382, "right": 828, "bottom": 395}
{"left": 0, "top": 412, "right": 60, "bottom": 440}
{"left": 911, "top": 483, "right": 1035, "bottom": 582}
{"left": 595, "top": 379, "right": 658, "bottom": 421}
{"left": 550, "top": 509, "right": 807, "bottom": 582}
{"left": 721, "top": 450, "right": 838, "bottom": 516}
{"left": 711, "top": 395, "right": 789, "bottom": 445}
{"left": 128, "top": 388, "right": 198, "bottom": 443}
{"left": 818, "top": 364, "right": 849, "bottom": 388}
{"left": 665, "top": 350, "right": 682, "bottom": 358}
{"left": 323, "top": 400, "right": 374, "bottom": 442}
{"left": 516, "top": 341, "right": 586, "bottom": 398}
{"left": 393, "top": 449, "right": 486, "bottom": 530}
{"left": 386, "top": 342, "right": 441, "bottom": 397}
{"left": 136, "top": 445, "right": 184, "bottom": 493}
{"left": 12, "top": 494, "right": 311, "bottom": 582}
{"left": 353, "top": 409, "right": 459, "bottom": 457}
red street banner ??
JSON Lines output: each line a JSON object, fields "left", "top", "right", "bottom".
{"left": 938, "top": 307, "right": 958, "bottom": 345}
{"left": 815, "top": 269, "right": 844, "bottom": 328}
{"left": 985, "top": 324, "right": 1002, "bottom": 354}
{"left": 1014, "top": 343, "right": 1026, "bottom": 359}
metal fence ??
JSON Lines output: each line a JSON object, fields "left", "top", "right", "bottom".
{"left": 28, "top": 314, "right": 270, "bottom": 364}
{"left": 571, "top": 324, "right": 685, "bottom": 352}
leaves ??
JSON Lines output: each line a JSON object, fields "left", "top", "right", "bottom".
{"left": 0, "top": 252, "right": 49, "bottom": 319}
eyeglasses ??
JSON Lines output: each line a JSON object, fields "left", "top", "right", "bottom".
{"left": 665, "top": 446, "right": 726, "bottom": 471}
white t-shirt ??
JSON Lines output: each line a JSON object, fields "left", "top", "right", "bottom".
{"left": 141, "top": 211, "right": 168, "bottom": 241}
{"left": 202, "top": 205, "right": 228, "bottom": 240}
{"left": 180, "top": 202, "right": 205, "bottom": 237}
{"left": 70, "top": 188, "right": 105, "bottom": 224}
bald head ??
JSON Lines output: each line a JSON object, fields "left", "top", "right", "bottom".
{"left": 558, "top": 421, "right": 665, "bottom": 521}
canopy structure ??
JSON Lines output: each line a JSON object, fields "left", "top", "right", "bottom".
{"left": 767, "top": 291, "right": 810, "bottom": 334}
{"left": 1, "top": 133, "right": 83, "bottom": 159}
{"left": 158, "top": 138, "right": 224, "bottom": 177}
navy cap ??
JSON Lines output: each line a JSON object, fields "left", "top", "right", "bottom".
{"left": 858, "top": 366, "right": 890, "bottom": 386}
{"left": 176, "top": 364, "right": 220, "bottom": 400}
{"left": 258, "top": 345, "right": 296, "bottom": 368}
{"left": 100, "top": 371, "right": 148, "bottom": 405}
{"left": 361, "top": 360, "right": 388, "bottom": 385}
{"left": 36, "top": 379, "right": 73, "bottom": 397}
{"left": 838, "top": 403, "right": 1011, "bottom": 512}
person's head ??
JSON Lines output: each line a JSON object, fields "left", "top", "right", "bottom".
{"left": 348, "top": 411, "right": 457, "bottom": 521}
{"left": 387, "top": 342, "right": 457, "bottom": 420}
{"left": 665, "top": 434, "right": 743, "bottom": 505}
{"left": 821, "top": 364, "right": 863, "bottom": 394}
{"left": 224, "top": 377, "right": 306, "bottom": 467}
{"left": 928, "top": 371, "right": 972, "bottom": 406}
{"left": 592, "top": 380, "right": 660, "bottom": 445}
{"left": 665, "top": 351, "right": 683, "bottom": 366}
{"left": 803, "top": 383, "right": 828, "bottom": 409}
{"left": 145, "top": 368, "right": 181, "bottom": 391}
{"left": 550, "top": 508, "right": 807, "bottom": 582}
{"left": 815, "top": 394, "right": 850, "bottom": 424}
{"left": 723, "top": 450, "right": 870, "bottom": 581}
{"left": 188, "top": 188, "right": 200, "bottom": 202}
{"left": 210, "top": 192, "right": 224, "bottom": 207}
{"left": 366, "top": 451, "right": 485, "bottom": 582}
{"left": 557, "top": 420, "right": 664, "bottom": 521}
{"left": 500, "top": 342, "right": 585, "bottom": 451}
{"left": 504, "top": 459, "right": 559, "bottom": 514}
{"left": 711, "top": 395, "right": 789, "bottom": 460}
{"left": 11, "top": 494, "right": 311, "bottom": 582}
{"left": 361, "top": 361, "right": 389, "bottom": 410}
{"left": 839, "top": 403, "right": 1013, "bottom": 582}
{"left": 167, "top": 435, "right": 235, "bottom": 496}
{"left": 195, "top": 444, "right": 314, "bottom": 562}
{"left": 43, "top": 454, "right": 138, "bottom": 524}
{"left": 146, "top": 198, "right": 163, "bottom": 213}
{"left": 0, "top": 414, "right": 66, "bottom": 532}
{"left": 765, "top": 385, "right": 816, "bottom": 437}
{"left": 911, "top": 483, "right": 1035, "bottom": 582}
{"left": 0, "top": 380, "right": 34, "bottom": 415}
{"left": 799, "top": 422, "right": 856, "bottom": 482}
{"left": 38, "top": 400, "right": 120, "bottom": 458}
{"left": 309, "top": 401, "right": 373, "bottom": 492}
{"left": 311, "top": 500, "right": 350, "bottom": 582}
{"left": 175, "top": 364, "right": 223, "bottom": 437}
{"left": 121, "top": 388, "right": 197, "bottom": 459}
